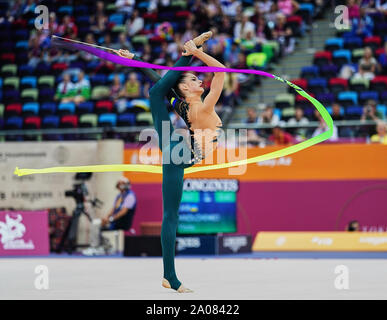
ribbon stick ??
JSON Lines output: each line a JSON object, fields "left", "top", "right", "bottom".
{"left": 14, "top": 36, "right": 333, "bottom": 177}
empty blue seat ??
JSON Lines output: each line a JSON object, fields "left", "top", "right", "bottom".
{"left": 308, "top": 78, "right": 327, "bottom": 87}
{"left": 333, "top": 49, "right": 352, "bottom": 64}
{"left": 58, "top": 5, "right": 73, "bottom": 15}
{"left": 15, "top": 40, "right": 29, "bottom": 49}
{"left": 109, "top": 13, "right": 125, "bottom": 25}
{"left": 21, "top": 76, "right": 37, "bottom": 88}
{"left": 299, "top": 3, "right": 314, "bottom": 14}
{"left": 5, "top": 116, "right": 23, "bottom": 129}
{"left": 338, "top": 91, "right": 358, "bottom": 105}
{"left": 301, "top": 66, "right": 319, "bottom": 78}
{"left": 78, "top": 101, "right": 94, "bottom": 114}
{"left": 325, "top": 38, "right": 343, "bottom": 50}
{"left": 117, "top": 113, "right": 136, "bottom": 126}
{"left": 42, "top": 115, "right": 60, "bottom": 128}
{"left": 22, "top": 102, "right": 39, "bottom": 115}
{"left": 98, "top": 113, "right": 117, "bottom": 127}
{"left": 91, "top": 74, "right": 107, "bottom": 85}
{"left": 346, "top": 106, "right": 363, "bottom": 117}
{"left": 343, "top": 37, "right": 362, "bottom": 48}
{"left": 58, "top": 102, "right": 76, "bottom": 114}
{"left": 40, "top": 102, "right": 57, "bottom": 115}
{"left": 19, "top": 64, "right": 34, "bottom": 76}
{"left": 316, "top": 93, "right": 335, "bottom": 104}
{"left": 359, "top": 91, "right": 379, "bottom": 103}
{"left": 377, "top": 105, "right": 386, "bottom": 118}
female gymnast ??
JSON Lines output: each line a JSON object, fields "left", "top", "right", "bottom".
{"left": 115, "top": 32, "right": 225, "bottom": 293}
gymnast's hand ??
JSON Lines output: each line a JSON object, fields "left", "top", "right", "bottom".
{"left": 115, "top": 49, "right": 134, "bottom": 59}
{"left": 182, "top": 40, "right": 202, "bottom": 56}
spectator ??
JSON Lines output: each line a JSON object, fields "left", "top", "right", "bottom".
{"left": 120, "top": 72, "right": 141, "bottom": 99}
{"left": 112, "top": 32, "right": 133, "bottom": 51}
{"left": 377, "top": 42, "right": 387, "bottom": 75}
{"left": 79, "top": 34, "right": 98, "bottom": 62}
{"left": 256, "top": 15, "right": 272, "bottom": 45}
{"left": 269, "top": 125, "right": 294, "bottom": 145}
{"left": 240, "top": 30, "right": 259, "bottom": 54}
{"left": 287, "top": 106, "right": 309, "bottom": 138}
{"left": 222, "top": 62, "right": 239, "bottom": 107}
{"left": 115, "top": 0, "right": 135, "bottom": 15}
{"left": 220, "top": 0, "right": 242, "bottom": 18}
{"left": 48, "top": 12, "right": 58, "bottom": 35}
{"left": 55, "top": 73, "right": 76, "bottom": 102}
{"left": 277, "top": 0, "right": 300, "bottom": 16}
{"left": 331, "top": 102, "right": 344, "bottom": 121}
{"left": 361, "top": 99, "right": 383, "bottom": 122}
{"left": 57, "top": 15, "right": 78, "bottom": 38}
{"left": 126, "top": 9, "right": 144, "bottom": 37}
{"left": 224, "top": 41, "right": 241, "bottom": 67}
{"left": 73, "top": 71, "right": 91, "bottom": 105}
{"left": 346, "top": 220, "right": 360, "bottom": 232}
{"left": 312, "top": 109, "right": 338, "bottom": 141}
{"left": 90, "top": 0, "right": 106, "bottom": 25}
{"left": 258, "top": 105, "right": 280, "bottom": 137}
{"left": 370, "top": 121, "right": 387, "bottom": 144}
{"left": 90, "top": 13, "right": 108, "bottom": 36}
{"left": 273, "top": 13, "right": 295, "bottom": 55}
{"left": 258, "top": 0, "right": 274, "bottom": 14}
{"left": 28, "top": 35, "right": 43, "bottom": 68}
{"left": 347, "top": 0, "right": 360, "bottom": 20}
{"left": 234, "top": 13, "right": 255, "bottom": 41}
{"left": 353, "top": 46, "right": 379, "bottom": 80}
{"left": 111, "top": 74, "right": 123, "bottom": 100}
{"left": 101, "top": 33, "right": 114, "bottom": 49}
{"left": 154, "top": 41, "right": 170, "bottom": 65}
{"left": 351, "top": 7, "right": 374, "bottom": 37}
{"left": 245, "top": 107, "right": 265, "bottom": 145}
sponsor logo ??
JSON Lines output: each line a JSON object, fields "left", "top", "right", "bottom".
{"left": 276, "top": 236, "right": 287, "bottom": 246}
{"left": 223, "top": 236, "right": 247, "bottom": 253}
{"left": 176, "top": 237, "right": 201, "bottom": 251}
{"left": 0, "top": 214, "right": 34, "bottom": 250}
{"left": 359, "top": 237, "right": 387, "bottom": 246}
{"left": 183, "top": 179, "right": 239, "bottom": 192}
{"left": 311, "top": 237, "right": 333, "bottom": 246}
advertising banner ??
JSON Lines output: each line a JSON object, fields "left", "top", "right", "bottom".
{"left": 0, "top": 210, "right": 49, "bottom": 256}
{"left": 176, "top": 235, "right": 217, "bottom": 255}
{"left": 253, "top": 232, "right": 387, "bottom": 251}
{"left": 217, "top": 235, "right": 252, "bottom": 254}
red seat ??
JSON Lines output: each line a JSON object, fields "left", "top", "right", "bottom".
{"left": 364, "top": 36, "right": 382, "bottom": 47}
{"left": 24, "top": 116, "right": 41, "bottom": 129}
{"left": 5, "top": 103, "right": 22, "bottom": 114}
{"left": 375, "top": 47, "right": 385, "bottom": 57}
{"left": 96, "top": 100, "right": 114, "bottom": 113}
{"left": 1, "top": 53, "right": 16, "bottom": 64}
{"left": 296, "top": 93, "right": 315, "bottom": 102}
{"left": 286, "top": 15, "right": 303, "bottom": 25}
{"left": 371, "top": 76, "right": 387, "bottom": 85}
{"left": 61, "top": 115, "right": 78, "bottom": 127}
{"left": 314, "top": 51, "right": 332, "bottom": 60}
{"left": 290, "top": 78, "right": 308, "bottom": 90}
{"left": 329, "top": 78, "right": 348, "bottom": 88}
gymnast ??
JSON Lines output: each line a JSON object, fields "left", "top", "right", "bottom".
{"left": 115, "top": 31, "right": 226, "bottom": 293}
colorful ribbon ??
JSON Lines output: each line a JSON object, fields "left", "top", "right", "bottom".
{"left": 14, "top": 37, "right": 333, "bottom": 177}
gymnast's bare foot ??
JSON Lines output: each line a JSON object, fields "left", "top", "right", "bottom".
{"left": 162, "top": 278, "right": 194, "bottom": 293}
{"left": 115, "top": 49, "right": 134, "bottom": 59}
{"left": 193, "top": 31, "right": 213, "bottom": 47}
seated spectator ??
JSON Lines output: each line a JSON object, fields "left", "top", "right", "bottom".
{"left": 55, "top": 73, "right": 76, "bottom": 102}
{"left": 101, "top": 33, "right": 114, "bottom": 49}
{"left": 120, "top": 72, "right": 141, "bottom": 99}
{"left": 112, "top": 32, "right": 133, "bottom": 51}
{"left": 240, "top": 30, "right": 259, "bottom": 54}
{"left": 48, "top": 12, "right": 58, "bottom": 34}
{"left": 361, "top": 99, "right": 383, "bottom": 122}
{"left": 57, "top": 15, "right": 78, "bottom": 38}
{"left": 80, "top": 34, "right": 99, "bottom": 62}
{"left": 256, "top": 15, "right": 272, "bottom": 45}
{"left": 331, "top": 102, "right": 344, "bottom": 121}
{"left": 28, "top": 35, "right": 43, "bottom": 68}
{"left": 277, "top": 0, "right": 300, "bottom": 17}
{"left": 258, "top": 0, "right": 274, "bottom": 14}
{"left": 269, "top": 125, "right": 294, "bottom": 145}
{"left": 220, "top": 0, "right": 242, "bottom": 18}
{"left": 234, "top": 13, "right": 255, "bottom": 41}
{"left": 127, "top": 9, "right": 144, "bottom": 37}
{"left": 220, "top": 15, "right": 234, "bottom": 36}
{"left": 258, "top": 105, "right": 280, "bottom": 137}
{"left": 287, "top": 106, "right": 309, "bottom": 139}
{"left": 360, "top": 99, "right": 383, "bottom": 136}
{"left": 351, "top": 8, "right": 374, "bottom": 38}
{"left": 347, "top": 0, "right": 360, "bottom": 20}
{"left": 224, "top": 41, "right": 241, "bottom": 67}
{"left": 378, "top": 42, "right": 387, "bottom": 75}
{"left": 115, "top": 0, "right": 135, "bottom": 14}
{"left": 353, "top": 46, "right": 380, "bottom": 80}
{"left": 90, "top": 14, "right": 108, "bottom": 36}
{"left": 370, "top": 121, "right": 387, "bottom": 144}
{"left": 73, "top": 71, "right": 91, "bottom": 105}
{"left": 111, "top": 75, "right": 123, "bottom": 100}
{"left": 272, "top": 13, "right": 295, "bottom": 55}
{"left": 312, "top": 109, "right": 338, "bottom": 141}
{"left": 222, "top": 62, "right": 239, "bottom": 107}
{"left": 154, "top": 41, "right": 170, "bottom": 65}
{"left": 245, "top": 107, "right": 265, "bottom": 145}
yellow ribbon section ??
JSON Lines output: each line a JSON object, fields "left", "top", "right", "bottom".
{"left": 14, "top": 77, "right": 333, "bottom": 177}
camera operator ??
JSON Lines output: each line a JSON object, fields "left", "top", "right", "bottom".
{"left": 101, "top": 177, "right": 136, "bottom": 231}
